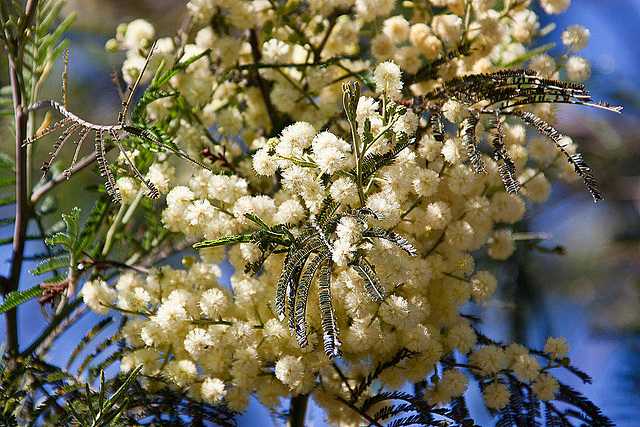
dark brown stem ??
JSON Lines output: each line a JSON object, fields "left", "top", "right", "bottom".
{"left": 84, "top": 258, "right": 150, "bottom": 275}
{"left": 313, "top": 9, "right": 344, "bottom": 62}
{"left": 286, "top": 393, "right": 309, "bottom": 427}
{"left": 335, "top": 396, "right": 384, "bottom": 427}
{"left": 332, "top": 361, "right": 355, "bottom": 398}
{"left": 1, "top": 0, "right": 41, "bottom": 360}
{"left": 5, "top": 53, "right": 28, "bottom": 359}
{"left": 247, "top": 29, "right": 279, "bottom": 135}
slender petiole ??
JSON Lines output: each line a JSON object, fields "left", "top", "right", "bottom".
{"left": 119, "top": 40, "right": 157, "bottom": 125}
{"left": 109, "top": 129, "right": 158, "bottom": 199}
{"left": 65, "top": 127, "right": 90, "bottom": 179}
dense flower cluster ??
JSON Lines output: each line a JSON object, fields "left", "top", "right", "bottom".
{"left": 89, "top": 0, "right": 595, "bottom": 422}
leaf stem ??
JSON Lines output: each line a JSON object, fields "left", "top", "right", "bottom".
{"left": 332, "top": 362, "right": 355, "bottom": 398}
{"left": 401, "top": 196, "right": 422, "bottom": 220}
{"left": 121, "top": 187, "right": 145, "bottom": 224}
{"left": 344, "top": 85, "right": 366, "bottom": 207}
{"left": 102, "top": 203, "right": 127, "bottom": 257}
{"left": 335, "top": 396, "right": 384, "bottom": 427}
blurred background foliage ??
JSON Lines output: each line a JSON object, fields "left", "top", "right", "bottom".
{"left": 1, "top": 0, "right": 639, "bottom": 425}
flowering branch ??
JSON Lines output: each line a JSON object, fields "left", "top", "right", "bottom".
{"left": 2, "top": 0, "right": 623, "bottom": 425}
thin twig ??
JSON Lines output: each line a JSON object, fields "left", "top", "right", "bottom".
{"left": 247, "top": 29, "right": 279, "bottom": 134}
{"left": 335, "top": 396, "right": 384, "bottom": 427}
{"left": 30, "top": 150, "right": 101, "bottom": 204}
{"left": 84, "top": 259, "right": 151, "bottom": 275}
{"left": 236, "top": 57, "right": 351, "bottom": 71}
{"left": 313, "top": 9, "right": 344, "bottom": 62}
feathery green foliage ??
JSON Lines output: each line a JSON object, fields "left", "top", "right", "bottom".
{"left": 472, "top": 332, "right": 616, "bottom": 427}
{"left": 67, "top": 366, "right": 141, "bottom": 427}
{"left": 0, "top": 0, "right": 75, "bottom": 104}
{"left": 195, "top": 202, "right": 417, "bottom": 358}
{"left": 410, "top": 69, "right": 622, "bottom": 202}
{"left": 66, "top": 317, "right": 114, "bottom": 370}
{"left": 0, "top": 284, "right": 44, "bottom": 315}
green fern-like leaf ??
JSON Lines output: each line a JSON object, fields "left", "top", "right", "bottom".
{"left": 373, "top": 404, "right": 406, "bottom": 422}
{"left": 315, "top": 196, "right": 340, "bottom": 229}
{"left": 0, "top": 196, "right": 17, "bottom": 208}
{"left": 359, "top": 137, "right": 412, "bottom": 184}
{"left": 407, "top": 41, "right": 473, "bottom": 85}
{"left": 423, "top": 69, "right": 591, "bottom": 108}
{"left": 386, "top": 414, "right": 431, "bottom": 427}
{"left": 0, "top": 177, "right": 16, "bottom": 187}
{"left": 18, "top": 0, "right": 76, "bottom": 105}
{"left": 0, "top": 285, "right": 44, "bottom": 315}
{"left": 193, "top": 204, "right": 420, "bottom": 359}
{"left": 94, "top": 366, "right": 141, "bottom": 426}
{"left": 491, "top": 113, "right": 520, "bottom": 195}
{"left": 76, "top": 331, "right": 122, "bottom": 376}
{"left": 2, "top": 356, "right": 84, "bottom": 424}
{"left": 411, "top": 69, "right": 621, "bottom": 199}
{"left": 294, "top": 251, "right": 331, "bottom": 347}
{"left": 0, "top": 217, "right": 15, "bottom": 227}
{"left": 0, "top": 85, "right": 14, "bottom": 116}
{"left": 44, "top": 370, "right": 74, "bottom": 383}
{"left": 363, "top": 228, "right": 418, "bottom": 257}
{"left": 107, "top": 378, "right": 237, "bottom": 426}
{"left": 64, "top": 367, "right": 140, "bottom": 427}
{"left": 193, "top": 234, "right": 254, "bottom": 249}
{"left": 45, "top": 207, "right": 80, "bottom": 250}
{"left": 350, "top": 257, "right": 384, "bottom": 302}
{"left": 45, "top": 230, "right": 72, "bottom": 248}
{"left": 276, "top": 235, "right": 325, "bottom": 321}
{"left": 87, "top": 348, "right": 125, "bottom": 384}
{"left": 462, "top": 114, "right": 486, "bottom": 174}
{"left": 360, "top": 390, "right": 416, "bottom": 412}
{"left": 131, "top": 48, "right": 212, "bottom": 124}
{"left": 352, "top": 350, "right": 414, "bottom": 404}
{"left": 29, "top": 254, "right": 71, "bottom": 276}
{"left": 61, "top": 207, "right": 80, "bottom": 247}
{"left": 512, "top": 109, "right": 603, "bottom": 202}
{"left": 77, "top": 197, "right": 111, "bottom": 255}
{"left": 545, "top": 384, "right": 615, "bottom": 427}
{"left": 317, "top": 261, "right": 341, "bottom": 358}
